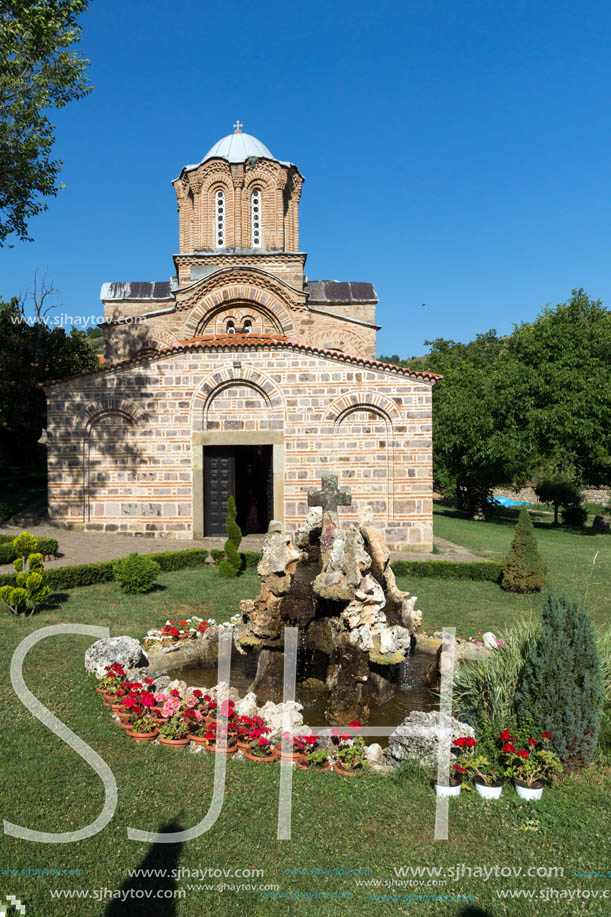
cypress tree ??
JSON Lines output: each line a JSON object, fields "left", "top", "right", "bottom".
{"left": 501, "top": 506, "right": 546, "bottom": 593}
{"left": 514, "top": 590, "right": 604, "bottom": 765}
{"left": 218, "top": 496, "right": 242, "bottom": 578}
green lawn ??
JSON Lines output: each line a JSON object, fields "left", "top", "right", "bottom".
{"left": 0, "top": 513, "right": 608, "bottom": 916}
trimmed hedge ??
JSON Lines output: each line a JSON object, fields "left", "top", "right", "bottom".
{"left": 390, "top": 559, "right": 502, "bottom": 582}
{"left": 0, "top": 548, "right": 209, "bottom": 591}
{"left": 0, "top": 537, "right": 59, "bottom": 565}
{"left": 241, "top": 550, "right": 260, "bottom": 570}
{"left": 0, "top": 550, "right": 502, "bottom": 591}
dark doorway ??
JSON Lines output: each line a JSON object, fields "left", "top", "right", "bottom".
{"left": 204, "top": 445, "right": 273, "bottom": 536}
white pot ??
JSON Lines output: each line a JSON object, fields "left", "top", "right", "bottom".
{"left": 514, "top": 780, "right": 543, "bottom": 801}
{"left": 475, "top": 779, "right": 504, "bottom": 800}
{"left": 435, "top": 781, "right": 462, "bottom": 797}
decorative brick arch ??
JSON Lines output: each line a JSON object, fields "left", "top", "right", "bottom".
{"left": 190, "top": 366, "right": 284, "bottom": 433}
{"left": 324, "top": 393, "right": 398, "bottom": 524}
{"left": 75, "top": 397, "right": 143, "bottom": 436}
{"left": 181, "top": 283, "right": 297, "bottom": 338}
{"left": 323, "top": 391, "right": 402, "bottom": 425}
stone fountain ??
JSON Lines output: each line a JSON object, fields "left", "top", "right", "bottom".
{"left": 235, "top": 475, "right": 422, "bottom": 724}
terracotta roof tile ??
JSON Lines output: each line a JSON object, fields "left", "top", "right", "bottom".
{"left": 42, "top": 334, "right": 442, "bottom": 386}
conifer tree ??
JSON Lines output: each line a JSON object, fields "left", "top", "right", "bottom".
{"left": 219, "top": 496, "right": 242, "bottom": 578}
{"left": 514, "top": 590, "right": 604, "bottom": 765}
{"left": 501, "top": 506, "right": 546, "bottom": 593}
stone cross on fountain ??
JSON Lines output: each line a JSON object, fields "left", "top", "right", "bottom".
{"left": 308, "top": 474, "right": 352, "bottom": 559}
{"left": 307, "top": 474, "right": 352, "bottom": 514}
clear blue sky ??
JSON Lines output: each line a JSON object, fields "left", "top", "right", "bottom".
{"left": 2, "top": 0, "right": 610, "bottom": 356}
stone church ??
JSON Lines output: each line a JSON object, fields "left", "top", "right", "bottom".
{"left": 44, "top": 125, "right": 440, "bottom": 549}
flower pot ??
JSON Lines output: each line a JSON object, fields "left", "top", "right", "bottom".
{"left": 117, "top": 709, "right": 131, "bottom": 721}
{"left": 119, "top": 720, "right": 133, "bottom": 731}
{"left": 189, "top": 734, "right": 210, "bottom": 746}
{"left": 474, "top": 777, "right": 504, "bottom": 799}
{"left": 514, "top": 779, "right": 544, "bottom": 801}
{"left": 297, "top": 759, "right": 331, "bottom": 773}
{"left": 95, "top": 685, "right": 110, "bottom": 696}
{"left": 102, "top": 696, "right": 115, "bottom": 707}
{"left": 128, "top": 730, "right": 158, "bottom": 743}
{"left": 111, "top": 702, "right": 125, "bottom": 713}
{"left": 157, "top": 736, "right": 190, "bottom": 748}
{"left": 243, "top": 749, "right": 277, "bottom": 764}
{"left": 273, "top": 743, "right": 305, "bottom": 763}
{"left": 434, "top": 779, "right": 462, "bottom": 797}
{"left": 207, "top": 743, "right": 238, "bottom": 756}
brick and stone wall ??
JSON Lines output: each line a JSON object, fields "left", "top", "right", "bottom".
{"left": 45, "top": 345, "right": 435, "bottom": 550}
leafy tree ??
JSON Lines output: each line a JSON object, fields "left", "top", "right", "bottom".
{"left": 381, "top": 290, "right": 611, "bottom": 516}
{"left": 508, "top": 290, "right": 611, "bottom": 487}
{"left": 515, "top": 590, "right": 604, "bottom": 766}
{"left": 0, "top": 295, "right": 98, "bottom": 463}
{"left": 0, "top": 0, "right": 92, "bottom": 245}
{"left": 219, "top": 496, "right": 242, "bottom": 578}
{"left": 534, "top": 474, "right": 583, "bottom": 525}
{"left": 501, "top": 507, "right": 546, "bottom": 593}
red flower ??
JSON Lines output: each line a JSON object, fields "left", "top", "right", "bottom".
{"left": 179, "top": 620, "right": 187, "bottom": 626}
{"left": 349, "top": 721, "right": 361, "bottom": 729}
{"left": 339, "top": 734, "right": 350, "bottom": 741}
{"left": 170, "top": 689, "right": 180, "bottom": 697}
{"left": 499, "top": 729, "right": 516, "bottom": 742}
{"left": 453, "top": 737, "right": 472, "bottom": 748}
{"left": 502, "top": 743, "right": 516, "bottom": 753}
{"left": 193, "top": 689, "right": 202, "bottom": 698}
{"left": 542, "top": 731, "right": 553, "bottom": 740}
{"left": 516, "top": 749, "right": 529, "bottom": 759}
{"left": 528, "top": 738, "right": 537, "bottom": 745}
{"left": 464, "top": 736, "right": 476, "bottom": 748}
{"left": 453, "top": 764, "right": 466, "bottom": 774}
{"left": 258, "top": 737, "right": 270, "bottom": 747}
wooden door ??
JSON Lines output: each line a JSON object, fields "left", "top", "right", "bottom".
{"left": 204, "top": 447, "right": 235, "bottom": 536}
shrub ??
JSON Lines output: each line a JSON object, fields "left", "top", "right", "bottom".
{"left": 501, "top": 507, "right": 546, "bottom": 593}
{"left": 210, "top": 549, "right": 225, "bottom": 565}
{"left": 0, "top": 552, "right": 49, "bottom": 615}
{"left": 218, "top": 496, "right": 242, "bottom": 578}
{"left": 0, "top": 534, "right": 58, "bottom": 565}
{"left": 0, "top": 504, "right": 12, "bottom": 522}
{"left": 561, "top": 503, "right": 588, "bottom": 527}
{"left": 113, "top": 553, "right": 160, "bottom": 595}
{"left": 515, "top": 591, "right": 604, "bottom": 766}
{"left": 240, "top": 550, "right": 260, "bottom": 570}
{"left": 391, "top": 559, "right": 501, "bottom": 581}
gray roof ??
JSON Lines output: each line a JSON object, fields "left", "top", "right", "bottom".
{"left": 100, "top": 282, "right": 172, "bottom": 301}
{"left": 181, "top": 131, "right": 294, "bottom": 174}
{"left": 305, "top": 281, "right": 378, "bottom": 304}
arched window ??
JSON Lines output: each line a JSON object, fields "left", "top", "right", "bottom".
{"left": 226, "top": 319, "right": 236, "bottom": 334}
{"left": 251, "top": 188, "right": 261, "bottom": 248}
{"left": 215, "top": 189, "right": 225, "bottom": 248}
{"left": 242, "top": 318, "right": 253, "bottom": 334}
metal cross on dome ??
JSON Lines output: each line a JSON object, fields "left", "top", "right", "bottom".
{"left": 307, "top": 474, "right": 352, "bottom": 513}
{"left": 233, "top": 120, "right": 243, "bottom": 133}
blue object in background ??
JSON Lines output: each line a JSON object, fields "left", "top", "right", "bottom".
{"left": 492, "top": 496, "right": 532, "bottom": 508}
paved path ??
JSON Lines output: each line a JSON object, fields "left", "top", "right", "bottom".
{"left": 0, "top": 523, "right": 487, "bottom": 574}
{"left": 0, "top": 498, "right": 488, "bottom": 572}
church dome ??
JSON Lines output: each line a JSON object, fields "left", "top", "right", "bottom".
{"left": 202, "top": 130, "right": 276, "bottom": 164}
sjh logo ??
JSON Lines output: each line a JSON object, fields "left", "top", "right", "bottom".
{"left": 0, "top": 897, "right": 26, "bottom": 916}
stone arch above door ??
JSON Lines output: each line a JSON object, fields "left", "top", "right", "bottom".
{"left": 191, "top": 366, "right": 284, "bottom": 433}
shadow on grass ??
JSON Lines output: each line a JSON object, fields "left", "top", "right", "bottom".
{"left": 434, "top": 502, "right": 593, "bottom": 534}
{"left": 44, "top": 593, "right": 70, "bottom": 610}
{"left": 105, "top": 818, "right": 183, "bottom": 916}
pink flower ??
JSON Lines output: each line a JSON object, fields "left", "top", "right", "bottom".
{"left": 193, "top": 709, "right": 203, "bottom": 722}
{"left": 161, "top": 697, "right": 180, "bottom": 718}
{"left": 186, "top": 695, "right": 199, "bottom": 708}
{"left": 154, "top": 692, "right": 168, "bottom": 704}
